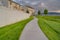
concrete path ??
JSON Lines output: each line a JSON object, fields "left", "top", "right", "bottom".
{"left": 19, "top": 18, "right": 48, "bottom": 40}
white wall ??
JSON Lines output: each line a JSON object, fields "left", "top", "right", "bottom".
{"left": 0, "top": 6, "right": 31, "bottom": 27}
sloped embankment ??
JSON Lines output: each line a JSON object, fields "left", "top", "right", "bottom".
{"left": 0, "top": 16, "right": 33, "bottom": 40}
{"left": 0, "top": 6, "right": 31, "bottom": 27}
{"left": 37, "top": 16, "right": 60, "bottom": 40}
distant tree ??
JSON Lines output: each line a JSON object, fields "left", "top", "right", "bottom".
{"left": 44, "top": 9, "right": 48, "bottom": 15}
{"left": 26, "top": 10, "right": 29, "bottom": 13}
{"left": 38, "top": 10, "right": 41, "bottom": 15}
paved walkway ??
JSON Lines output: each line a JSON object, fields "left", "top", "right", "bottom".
{"left": 19, "top": 18, "right": 48, "bottom": 40}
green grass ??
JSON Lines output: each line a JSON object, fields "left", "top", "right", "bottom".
{"left": 37, "top": 16, "right": 60, "bottom": 40}
{"left": 0, "top": 17, "right": 33, "bottom": 40}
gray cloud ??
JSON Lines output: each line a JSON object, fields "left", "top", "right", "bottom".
{"left": 14, "top": 0, "right": 60, "bottom": 11}
{"left": 41, "top": 0, "right": 60, "bottom": 11}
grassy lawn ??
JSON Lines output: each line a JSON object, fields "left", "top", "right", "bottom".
{"left": 37, "top": 16, "right": 60, "bottom": 40}
{"left": 0, "top": 16, "right": 33, "bottom": 40}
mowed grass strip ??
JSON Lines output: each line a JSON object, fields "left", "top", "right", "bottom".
{"left": 39, "top": 16, "right": 60, "bottom": 33}
{"left": 37, "top": 16, "right": 60, "bottom": 40}
{"left": 40, "top": 16, "right": 60, "bottom": 19}
{"left": 0, "top": 17, "right": 33, "bottom": 40}
{"left": 41, "top": 16, "right": 60, "bottom": 23}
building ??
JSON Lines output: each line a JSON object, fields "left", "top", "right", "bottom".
{"left": 0, "top": 0, "right": 8, "bottom": 7}
{"left": 1, "top": 0, "right": 35, "bottom": 15}
{"left": 8, "top": 0, "right": 35, "bottom": 15}
{"left": 8, "top": 0, "right": 26, "bottom": 11}
{"left": 8, "top": 0, "right": 21, "bottom": 10}
{"left": 25, "top": 5, "right": 35, "bottom": 15}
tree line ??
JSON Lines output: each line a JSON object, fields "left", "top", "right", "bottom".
{"left": 38, "top": 9, "right": 48, "bottom": 15}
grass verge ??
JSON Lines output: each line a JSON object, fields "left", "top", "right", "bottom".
{"left": 0, "top": 16, "right": 33, "bottom": 40}
{"left": 37, "top": 16, "right": 60, "bottom": 40}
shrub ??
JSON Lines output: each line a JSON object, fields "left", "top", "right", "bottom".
{"left": 38, "top": 10, "right": 41, "bottom": 15}
{"left": 44, "top": 9, "right": 48, "bottom": 15}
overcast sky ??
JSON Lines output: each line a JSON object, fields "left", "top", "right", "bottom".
{"left": 13, "top": 0, "right": 60, "bottom": 11}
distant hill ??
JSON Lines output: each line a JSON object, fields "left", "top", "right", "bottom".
{"left": 48, "top": 12, "right": 60, "bottom": 15}
{"left": 41, "top": 12, "right": 60, "bottom": 16}
{"left": 48, "top": 12, "right": 60, "bottom": 14}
